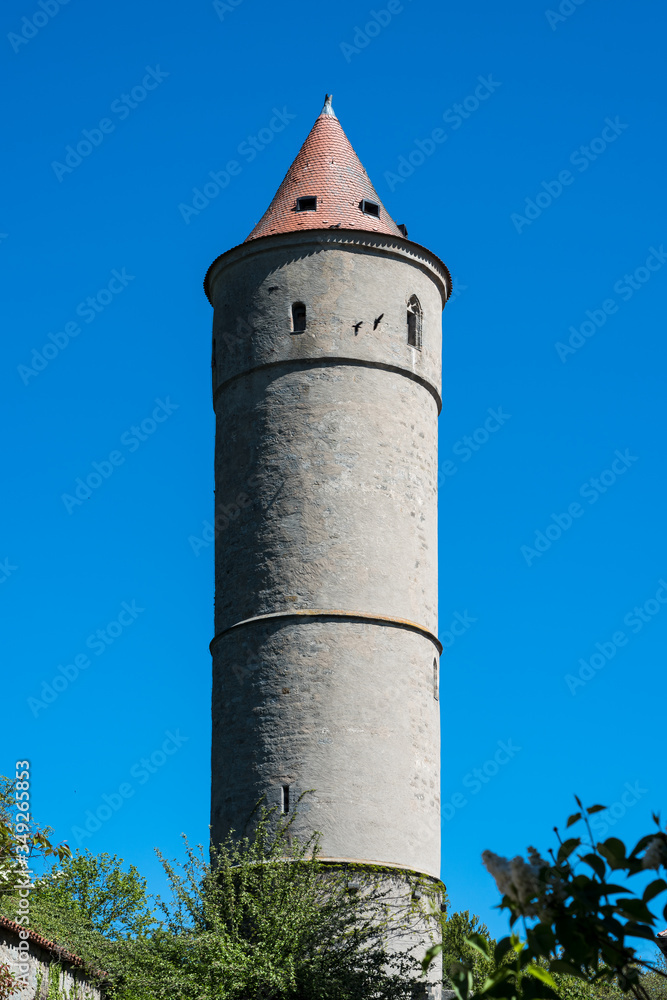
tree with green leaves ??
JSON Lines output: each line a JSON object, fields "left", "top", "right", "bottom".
{"left": 0, "top": 775, "right": 70, "bottom": 900}
{"left": 32, "top": 850, "right": 155, "bottom": 939}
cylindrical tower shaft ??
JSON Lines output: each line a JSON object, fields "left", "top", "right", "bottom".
{"left": 207, "top": 229, "right": 448, "bottom": 878}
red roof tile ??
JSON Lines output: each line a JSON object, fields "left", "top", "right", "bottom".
{"left": 0, "top": 915, "right": 87, "bottom": 968}
{"left": 245, "top": 96, "right": 403, "bottom": 242}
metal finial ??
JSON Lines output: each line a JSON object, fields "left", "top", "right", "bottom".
{"left": 321, "top": 94, "right": 336, "bottom": 117}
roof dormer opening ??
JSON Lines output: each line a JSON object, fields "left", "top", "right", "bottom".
{"left": 360, "top": 199, "right": 380, "bottom": 217}
{"left": 296, "top": 196, "right": 317, "bottom": 212}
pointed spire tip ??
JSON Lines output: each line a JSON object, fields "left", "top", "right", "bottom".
{"left": 320, "top": 93, "right": 336, "bottom": 118}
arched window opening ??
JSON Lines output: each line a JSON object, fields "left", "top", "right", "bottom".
{"left": 407, "top": 295, "right": 422, "bottom": 349}
{"left": 292, "top": 302, "right": 306, "bottom": 333}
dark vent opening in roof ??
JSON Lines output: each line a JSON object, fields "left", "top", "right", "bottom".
{"left": 296, "top": 196, "right": 317, "bottom": 212}
{"left": 360, "top": 199, "right": 380, "bottom": 217}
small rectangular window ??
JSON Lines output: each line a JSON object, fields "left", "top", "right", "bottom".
{"left": 360, "top": 199, "right": 380, "bottom": 217}
{"left": 292, "top": 302, "right": 306, "bottom": 332}
{"left": 296, "top": 197, "right": 317, "bottom": 212}
{"left": 433, "top": 658, "right": 439, "bottom": 701}
{"left": 282, "top": 784, "right": 290, "bottom": 813}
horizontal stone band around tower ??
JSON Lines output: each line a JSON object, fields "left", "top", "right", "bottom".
{"left": 212, "top": 355, "right": 443, "bottom": 413}
{"left": 204, "top": 228, "right": 452, "bottom": 306}
{"left": 209, "top": 608, "right": 443, "bottom": 654}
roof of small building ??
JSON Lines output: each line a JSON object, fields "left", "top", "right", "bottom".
{"left": 245, "top": 95, "right": 404, "bottom": 242}
{"left": 0, "top": 914, "right": 87, "bottom": 968}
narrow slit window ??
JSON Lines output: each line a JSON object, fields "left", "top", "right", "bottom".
{"left": 211, "top": 338, "right": 216, "bottom": 369}
{"left": 433, "top": 658, "right": 439, "bottom": 701}
{"left": 296, "top": 196, "right": 317, "bottom": 212}
{"left": 360, "top": 199, "right": 380, "bottom": 217}
{"left": 407, "top": 295, "right": 422, "bottom": 349}
{"left": 292, "top": 302, "right": 306, "bottom": 333}
{"left": 282, "top": 784, "right": 290, "bottom": 814}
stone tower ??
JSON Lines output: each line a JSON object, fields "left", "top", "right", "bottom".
{"left": 205, "top": 94, "right": 451, "bottom": 978}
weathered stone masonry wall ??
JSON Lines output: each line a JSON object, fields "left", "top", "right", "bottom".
{"left": 208, "top": 229, "right": 446, "bottom": 879}
{"left": 0, "top": 917, "right": 103, "bottom": 1000}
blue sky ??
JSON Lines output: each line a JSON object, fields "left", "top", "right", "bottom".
{"left": 2, "top": 0, "right": 666, "bottom": 945}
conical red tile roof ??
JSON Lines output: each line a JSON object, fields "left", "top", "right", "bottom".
{"left": 245, "top": 96, "right": 403, "bottom": 242}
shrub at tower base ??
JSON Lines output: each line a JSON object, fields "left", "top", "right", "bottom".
{"left": 0, "top": 804, "right": 440, "bottom": 1000}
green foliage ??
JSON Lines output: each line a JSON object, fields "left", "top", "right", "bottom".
{"left": 32, "top": 850, "right": 155, "bottom": 939}
{"left": 0, "top": 775, "right": 70, "bottom": 899}
{"left": 103, "top": 809, "right": 435, "bottom": 999}
{"left": 639, "top": 955, "right": 667, "bottom": 1000}
{"left": 0, "top": 848, "right": 155, "bottom": 976}
{"left": 425, "top": 799, "right": 667, "bottom": 1000}
{"left": 47, "top": 965, "right": 62, "bottom": 1000}
{"left": 2, "top": 806, "right": 438, "bottom": 1000}
{"left": 0, "top": 962, "right": 19, "bottom": 1000}
{"left": 440, "top": 910, "right": 495, "bottom": 990}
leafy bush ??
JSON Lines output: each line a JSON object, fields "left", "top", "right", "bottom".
{"left": 426, "top": 799, "right": 667, "bottom": 1000}
{"left": 3, "top": 806, "right": 437, "bottom": 999}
